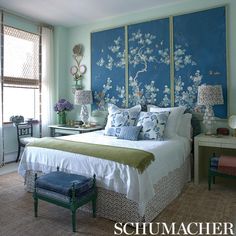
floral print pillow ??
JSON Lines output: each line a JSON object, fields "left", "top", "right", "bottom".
{"left": 104, "top": 104, "right": 141, "bottom": 136}
{"left": 136, "top": 111, "right": 169, "bottom": 140}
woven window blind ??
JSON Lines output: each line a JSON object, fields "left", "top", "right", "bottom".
{"left": 3, "top": 26, "right": 40, "bottom": 88}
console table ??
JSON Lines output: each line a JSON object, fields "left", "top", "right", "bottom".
{"left": 194, "top": 133, "right": 236, "bottom": 184}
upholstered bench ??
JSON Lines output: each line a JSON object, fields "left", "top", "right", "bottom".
{"left": 33, "top": 169, "right": 97, "bottom": 232}
{"left": 208, "top": 154, "right": 236, "bottom": 190}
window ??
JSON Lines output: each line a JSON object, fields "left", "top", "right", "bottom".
{"left": 3, "top": 26, "right": 40, "bottom": 122}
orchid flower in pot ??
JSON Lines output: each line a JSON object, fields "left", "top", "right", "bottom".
{"left": 54, "top": 99, "right": 74, "bottom": 125}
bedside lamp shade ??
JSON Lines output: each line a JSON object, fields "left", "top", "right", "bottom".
{"left": 74, "top": 90, "right": 93, "bottom": 124}
{"left": 74, "top": 90, "right": 93, "bottom": 105}
{"left": 197, "top": 84, "right": 224, "bottom": 135}
{"left": 197, "top": 85, "right": 223, "bottom": 106}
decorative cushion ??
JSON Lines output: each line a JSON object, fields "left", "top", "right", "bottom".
{"left": 148, "top": 106, "right": 186, "bottom": 138}
{"left": 20, "top": 137, "right": 40, "bottom": 145}
{"left": 117, "top": 126, "right": 142, "bottom": 141}
{"left": 218, "top": 156, "right": 236, "bottom": 176}
{"left": 36, "top": 171, "right": 94, "bottom": 197}
{"left": 104, "top": 104, "right": 141, "bottom": 136}
{"left": 136, "top": 111, "right": 169, "bottom": 140}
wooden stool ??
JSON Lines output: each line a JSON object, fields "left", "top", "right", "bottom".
{"left": 208, "top": 154, "right": 236, "bottom": 190}
{"left": 33, "top": 168, "right": 97, "bottom": 232}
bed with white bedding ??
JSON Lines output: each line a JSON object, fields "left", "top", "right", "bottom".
{"left": 18, "top": 130, "right": 191, "bottom": 223}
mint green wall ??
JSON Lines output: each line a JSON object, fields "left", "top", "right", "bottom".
{"left": 64, "top": 0, "right": 236, "bottom": 124}
{"left": 54, "top": 26, "right": 70, "bottom": 101}
{"left": 54, "top": 26, "right": 79, "bottom": 120}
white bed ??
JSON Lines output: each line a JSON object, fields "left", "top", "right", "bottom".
{"left": 18, "top": 130, "right": 191, "bottom": 222}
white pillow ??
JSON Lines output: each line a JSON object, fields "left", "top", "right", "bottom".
{"left": 149, "top": 106, "right": 186, "bottom": 138}
{"left": 178, "top": 113, "right": 192, "bottom": 140}
{"left": 104, "top": 103, "right": 141, "bottom": 136}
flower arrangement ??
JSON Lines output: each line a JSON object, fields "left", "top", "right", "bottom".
{"left": 54, "top": 99, "right": 74, "bottom": 113}
{"left": 54, "top": 99, "right": 74, "bottom": 125}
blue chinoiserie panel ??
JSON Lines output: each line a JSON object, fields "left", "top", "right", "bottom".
{"left": 173, "top": 7, "right": 227, "bottom": 118}
{"left": 91, "top": 27, "right": 126, "bottom": 111}
{"left": 128, "top": 18, "right": 170, "bottom": 107}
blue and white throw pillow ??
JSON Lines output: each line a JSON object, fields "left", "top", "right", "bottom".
{"left": 136, "top": 111, "right": 169, "bottom": 140}
{"left": 104, "top": 104, "right": 141, "bottom": 136}
{"left": 117, "top": 126, "right": 142, "bottom": 141}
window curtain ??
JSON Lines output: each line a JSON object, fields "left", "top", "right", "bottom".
{"left": 0, "top": 11, "right": 4, "bottom": 166}
{"left": 41, "top": 26, "right": 55, "bottom": 137}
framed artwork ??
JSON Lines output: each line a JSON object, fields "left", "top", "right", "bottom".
{"left": 128, "top": 18, "right": 170, "bottom": 107}
{"left": 173, "top": 6, "right": 227, "bottom": 118}
{"left": 91, "top": 27, "right": 126, "bottom": 111}
{"left": 91, "top": 6, "right": 227, "bottom": 118}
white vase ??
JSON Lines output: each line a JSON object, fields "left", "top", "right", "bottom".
{"left": 80, "top": 105, "right": 89, "bottom": 124}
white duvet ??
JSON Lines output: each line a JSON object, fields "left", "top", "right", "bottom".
{"left": 18, "top": 130, "right": 191, "bottom": 214}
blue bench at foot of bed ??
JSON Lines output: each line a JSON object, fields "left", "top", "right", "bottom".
{"left": 33, "top": 168, "right": 97, "bottom": 232}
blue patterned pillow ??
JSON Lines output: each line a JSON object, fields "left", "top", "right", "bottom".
{"left": 104, "top": 104, "right": 141, "bottom": 136}
{"left": 117, "top": 126, "right": 142, "bottom": 141}
{"left": 106, "top": 127, "right": 122, "bottom": 136}
{"left": 136, "top": 111, "right": 169, "bottom": 140}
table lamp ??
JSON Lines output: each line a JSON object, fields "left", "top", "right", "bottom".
{"left": 74, "top": 90, "right": 93, "bottom": 124}
{"left": 197, "top": 84, "right": 224, "bottom": 135}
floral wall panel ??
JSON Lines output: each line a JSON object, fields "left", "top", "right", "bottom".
{"left": 128, "top": 18, "right": 170, "bottom": 107}
{"left": 91, "top": 27, "right": 126, "bottom": 111}
{"left": 173, "top": 7, "right": 227, "bottom": 118}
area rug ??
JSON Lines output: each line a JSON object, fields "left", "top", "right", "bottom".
{"left": 0, "top": 172, "right": 235, "bottom": 236}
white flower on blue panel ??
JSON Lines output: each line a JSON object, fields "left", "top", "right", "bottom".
{"left": 174, "top": 45, "right": 196, "bottom": 71}
{"left": 175, "top": 70, "right": 203, "bottom": 110}
{"left": 94, "top": 77, "right": 119, "bottom": 111}
{"left": 96, "top": 36, "right": 125, "bottom": 71}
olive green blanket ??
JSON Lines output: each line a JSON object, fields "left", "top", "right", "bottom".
{"left": 28, "top": 137, "right": 154, "bottom": 173}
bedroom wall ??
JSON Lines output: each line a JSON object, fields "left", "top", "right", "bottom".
{"left": 64, "top": 0, "right": 236, "bottom": 129}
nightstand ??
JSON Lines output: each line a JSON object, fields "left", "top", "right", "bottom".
{"left": 48, "top": 125, "right": 103, "bottom": 137}
{"left": 194, "top": 133, "right": 236, "bottom": 184}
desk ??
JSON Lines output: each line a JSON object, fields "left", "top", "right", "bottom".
{"left": 48, "top": 125, "right": 103, "bottom": 137}
{"left": 194, "top": 133, "right": 236, "bottom": 184}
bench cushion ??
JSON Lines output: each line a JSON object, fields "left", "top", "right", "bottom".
{"left": 36, "top": 171, "right": 94, "bottom": 197}
{"left": 218, "top": 156, "right": 236, "bottom": 176}
{"left": 210, "top": 156, "right": 236, "bottom": 176}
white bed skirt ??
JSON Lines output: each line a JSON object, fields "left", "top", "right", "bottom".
{"left": 24, "top": 154, "right": 191, "bottom": 223}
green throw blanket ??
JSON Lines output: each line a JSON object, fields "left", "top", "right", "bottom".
{"left": 28, "top": 137, "right": 155, "bottom": 173}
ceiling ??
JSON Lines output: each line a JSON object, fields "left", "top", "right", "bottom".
{"left": 0, "top": 0, "right": 185, "bottom": 27}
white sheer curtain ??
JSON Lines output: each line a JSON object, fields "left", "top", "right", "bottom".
{"left": 0, "top": 11, "right": 4, "bottom": 166}
{"left": 41, "top": 26, "right": 55, "bottom": 137}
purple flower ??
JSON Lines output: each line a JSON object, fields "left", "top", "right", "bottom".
{"left": 54, "top": 99, "right": 74, "bottom": 113}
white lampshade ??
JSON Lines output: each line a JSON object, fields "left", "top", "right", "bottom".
{"left": 74, "top": 90, "right": 93, "bottom": 105}
{"left": 197, "top": 84, "right": 224, "bottom": 106}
